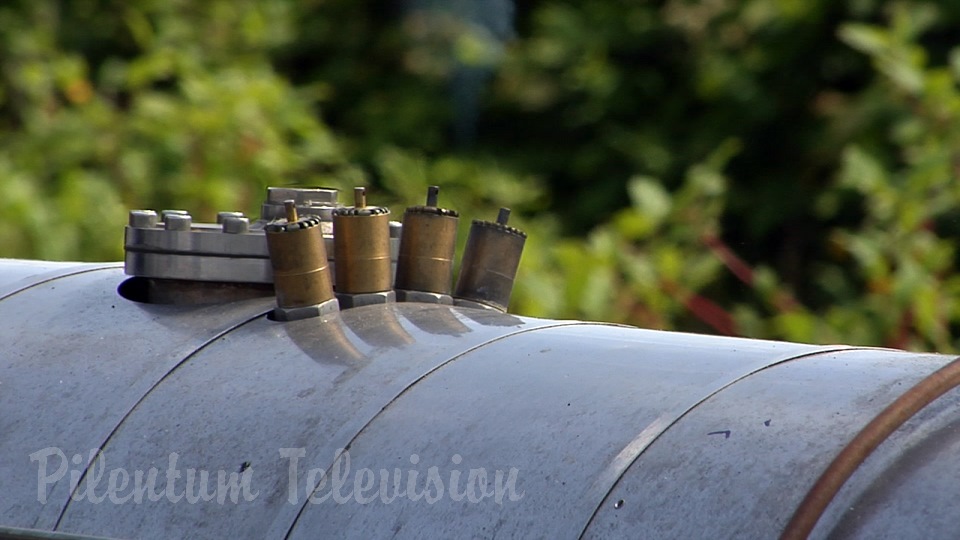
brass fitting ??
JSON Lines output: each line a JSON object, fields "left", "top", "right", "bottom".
{"left": 333, "top": 188, "right": 395, "bottom": 307}
{"left": 395, "top": 186, "right": 459, "bottom": 304}
{"left": 265, "top": 200, "right": 338, "bottom": 321}
{"left": 454, "top": 208, "right": 526, "bottom": 312}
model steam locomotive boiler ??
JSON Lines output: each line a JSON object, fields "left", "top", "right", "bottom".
{"left": 1, "top": 186, "right": 959, "bottom": 540}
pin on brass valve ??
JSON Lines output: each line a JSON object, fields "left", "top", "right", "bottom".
{"left": 454, "top": 208, "right": 526, "bottom": 312}
{"left": 332, "top": 188, "right": 395, "bottom": 308}
{"left": 265, "top": 201, "right": 339, "bottom": 321}
{"left": 395, "top": 186, "right": 459, "bottom": 304}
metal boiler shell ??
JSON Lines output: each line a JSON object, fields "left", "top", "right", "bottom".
{"left": 2, "top": 260, "right": 960, "bottom": 539}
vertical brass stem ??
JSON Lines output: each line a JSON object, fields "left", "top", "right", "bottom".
{"left": 284, "top": 200, "right": 298, "bottom": 222}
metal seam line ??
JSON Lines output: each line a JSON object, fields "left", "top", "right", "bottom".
{"left": 51, "top": 310, "right": 271, "bottom": 530}
{"left": 0, "top": 264, "right": 123, "bottom": 303}
{"left": 278, "top": 321, "right": 615, "bottom": 540}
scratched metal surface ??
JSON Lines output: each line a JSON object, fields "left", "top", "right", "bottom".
{"left": 54, "top": 304, "right": 585, "bottom": 539}
{"left": 0, "top": 260, "right": 108, "bottom": 300}
{"left": 581, "top": 349, "right": 957, "bottom": 540}
{"left": 0, "top": 264, "right": 276, "bottom": 529}
{"left": 821, "top": 395, "right": 960, "bottom": 540}
{"left": 284, "top": 325, "right": 822, "bottom": 540}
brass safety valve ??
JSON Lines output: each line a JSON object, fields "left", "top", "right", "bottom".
{"left": 395, "top": 186, "right": 459, "bottom": 304}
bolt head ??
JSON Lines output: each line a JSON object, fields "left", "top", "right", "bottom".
{"left": 217, "top": 211, "right": 244, "bottom": 224}
{"left": 128, "top": 210, "right": 158, "bottom": 228}
{"left": 161, "top": 210, "right": 189, "bottom": 221}
{"left": 222, "top": 216, "right": 250, "bottom": 234}
{"left": 165, "top": 214, "right": 192, "bottom": 231}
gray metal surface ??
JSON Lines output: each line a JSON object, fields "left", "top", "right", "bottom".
{"left": 0, "top": 259, "right": 106, "bottom": 299}
{"left": 0, "top": 265, "right": 275, "bottom": 529}
{"left": 123, "top": 221, "right": 274, "bottom": 283}
{"left": 54, "top": 305, "right": 581, "bottom": 538}
{"left": 0, "top": 526, "right": 117, "bottom": 540}
{"left": 821, "top": 400, "right": 960, "bottom": 539}
{"left": 581, "top": 349, "right": 957, "bottom": 539}
{"left": 284, "top": 325, "right": 827, "bottom": 539}
{"left": 3, "top": 258, "right": 960, "bottom": 539}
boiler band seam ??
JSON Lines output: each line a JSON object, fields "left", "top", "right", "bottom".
{"left": 780, "top": 354, "right": 960, "bottom": 540}
{"left": 277, "top": 320, "right": 625, "bottom": 540}
{"left": 51, "top": 308, "right": 272, "bottom": 531}
{"left": 0, "top": 264, "right": 122, "bottom": 304}
{"left": 576, "top": 344, "right": 890, "bottom": 540}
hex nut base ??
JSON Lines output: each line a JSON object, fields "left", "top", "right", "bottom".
{"left": 453, "top": 297, "right": 505, "bottom": 313}
{"left": 396, "top": 290, "right": 453, "bottom": 305}
{"left": 272, "top": 298, "right": 340, "bottom": 321}
{"left": 336, "top": 290, "right": 396, "bottom": 309}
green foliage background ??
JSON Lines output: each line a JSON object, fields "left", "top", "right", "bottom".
{"left": 2, "top": 0, "right": 960, "bottom": 351}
